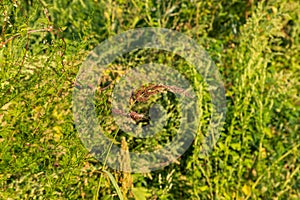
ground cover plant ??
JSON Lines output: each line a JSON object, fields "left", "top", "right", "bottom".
{"left": 0, "top": 0, "right": 299, "bottom": 199}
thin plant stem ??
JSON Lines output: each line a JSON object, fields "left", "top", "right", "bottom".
{"left": 94, "top": 127, "right": 120, "bottom": 200}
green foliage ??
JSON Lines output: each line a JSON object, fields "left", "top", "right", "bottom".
{"left": 0, "top": 0, "right": 299, "bottom": 199}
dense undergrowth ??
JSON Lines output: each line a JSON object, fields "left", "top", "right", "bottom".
{"left": 0, "top": 0, "right": 299, "bottom": 199}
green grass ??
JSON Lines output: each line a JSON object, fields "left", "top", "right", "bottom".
{"left": 0, "top": 0, "right": 299, "bottom": 199}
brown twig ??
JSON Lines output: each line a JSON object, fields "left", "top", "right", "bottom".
{"left": 112, "top": 84, "right": 192, "bottom": 123}
{"left": 0, "top": 28, "right": 55, "bottom": 48}
{"left": 112, "top": 109, "right": 148, "bottom": 122}
{"left": 130, "top": 83, "right": 193, "bottom": 103}
{"left": 130, "top": 84, "right": 166, "bottom": 103}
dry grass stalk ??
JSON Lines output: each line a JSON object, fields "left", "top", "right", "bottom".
{"left": 118, "top": 137, "right": 133, "bottom": 198}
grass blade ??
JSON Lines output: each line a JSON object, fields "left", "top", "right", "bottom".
{"left": 103, "top": 170, "right": 124, "bottom": 200}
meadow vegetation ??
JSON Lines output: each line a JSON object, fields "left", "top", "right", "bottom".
{"left": 0, "top": 0, "right": 299, "bottom": 199}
